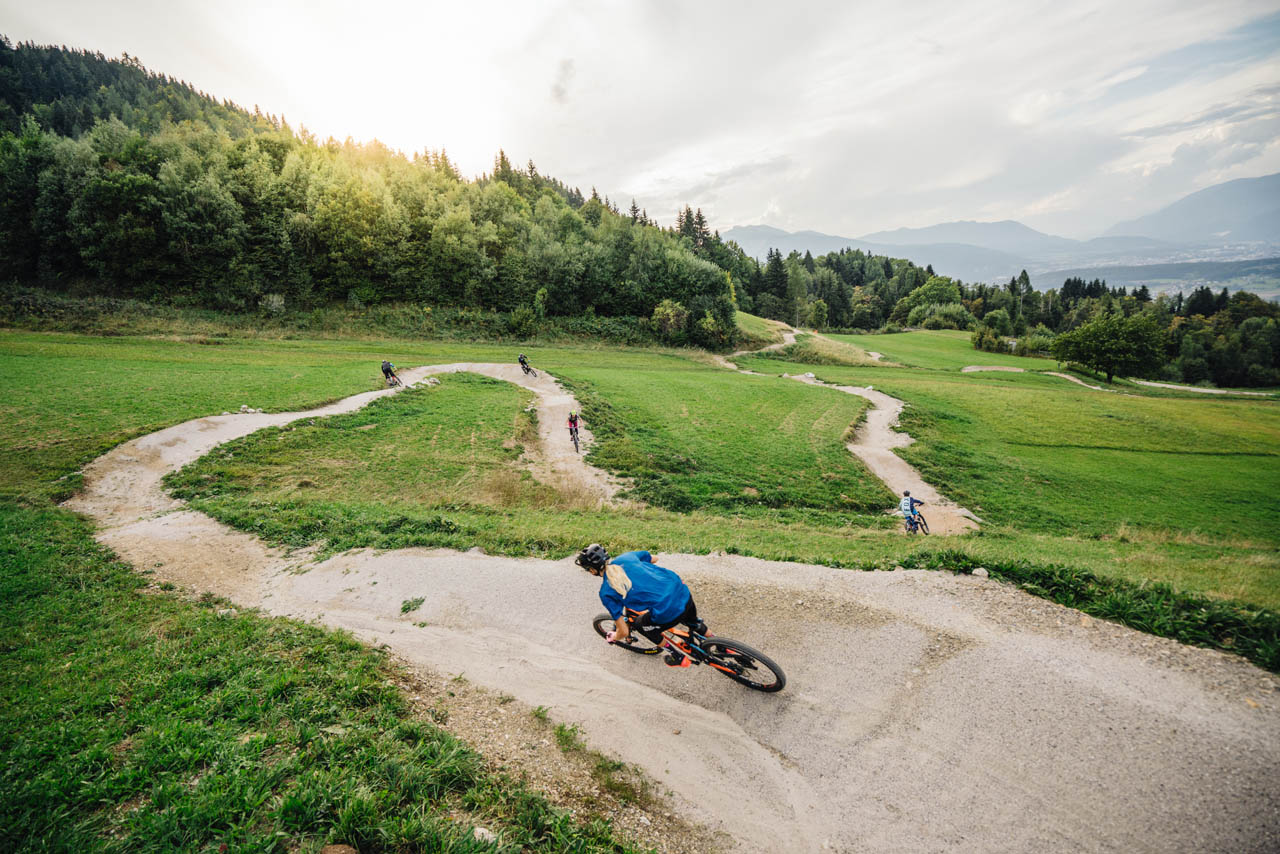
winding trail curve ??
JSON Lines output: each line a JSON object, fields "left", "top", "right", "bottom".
{"left": 962, "top": 364, "right": 1108, "bottom": 391}
{"left": 721, "top": 329, "right": 979, "bottom": 533}
{"left": 783, "top": 374, "right": 980, "bottom": 533}
{"left": 62, "top": 366, "right": 1280, "bottom": 853}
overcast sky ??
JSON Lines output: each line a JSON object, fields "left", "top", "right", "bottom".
{"left": 5, "top": 0, "right": 1279, "bottom": 238}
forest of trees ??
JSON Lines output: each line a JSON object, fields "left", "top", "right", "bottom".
{"left": 966, "top": 275, "right": 1280, "bottom": 387}
{"left": 0, "top": 39, "right": 746, "bottom": 347}
{"left": 3, "top": 39, "right": 1275, "bottom": 381}
{"left": 733, "top": 245, "right": 945, "bottom": 331}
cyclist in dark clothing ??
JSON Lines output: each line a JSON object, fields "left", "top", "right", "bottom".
{"left": 381, "top": 360, "right": 400, "bottom": 386}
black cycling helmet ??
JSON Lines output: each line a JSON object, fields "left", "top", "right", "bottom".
{"left": 903, "top": 490, "right": 910, "bottom": 496}
{"left": 576, "top": 543, "right": 608, "bottom": 571}
{"left": 519, "top": 353, "right": 526, "bottom": 359}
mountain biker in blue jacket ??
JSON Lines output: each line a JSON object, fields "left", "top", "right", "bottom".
{"left": 900, "top": 490, "right": 924, "bottom": 527}
{"left": 576, "top": 544, "right": 699, "bottom": 668}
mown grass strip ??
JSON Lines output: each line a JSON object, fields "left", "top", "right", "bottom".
{"left": 0, "top": 502, "right": 644, "bottom": 852}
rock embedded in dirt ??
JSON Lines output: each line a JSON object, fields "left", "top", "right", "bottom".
{"left": 973, "top": 567, "right": 989, "bottom": 578}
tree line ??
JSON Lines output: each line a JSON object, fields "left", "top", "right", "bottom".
{"left": 0, "top": 39, "right": 741, "bottom": 347}
{"left": 9, "top": 39, "right": 1269, "bottom": 381}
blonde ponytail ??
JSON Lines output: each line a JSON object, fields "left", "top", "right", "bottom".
{"left": 604, "top": 563, "right": 632, "bottom": 598}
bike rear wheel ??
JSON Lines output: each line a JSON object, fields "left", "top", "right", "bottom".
{"left": 592, "top": 613, "right": 662, "bottom": 655}
{"left": 700, "top": 638, "right": 786, "bottom": 692}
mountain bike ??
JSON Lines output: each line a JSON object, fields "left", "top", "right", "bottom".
{"left": 520, "top": 363, "right": 538, "bottom": 378}
{"left": 592, "top": 609, "right": 786, "bottom": 692}
{"left": 570, "top": 425, "right": 580, "bottom": 453}
{"left": 905, "top": 513, "right": 929, "bottom": 535}
{"left": 385, "top": 374, "right": 403, "bottom": 388}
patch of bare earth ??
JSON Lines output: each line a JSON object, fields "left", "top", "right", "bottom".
{"left": 388, "top": 660, "right": 724, "bottom": 853}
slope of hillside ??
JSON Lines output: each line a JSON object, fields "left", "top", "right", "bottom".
{"left": 1106, "top": 172, "right": 1280, "bottom": 243}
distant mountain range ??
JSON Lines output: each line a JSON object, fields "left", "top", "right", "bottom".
{"left": 1105, "top": 173, "right": 1280, "bottom": 244}
{"left": 723, "top": 172, "right": 1280, "bottom": 289}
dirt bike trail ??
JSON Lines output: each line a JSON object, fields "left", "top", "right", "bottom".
{"left": 63, "top": 367, "right": 1280, "bottom": 853}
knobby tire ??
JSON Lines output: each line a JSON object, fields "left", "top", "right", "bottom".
{"left": 700, "top": 638, "right": 786, "bottom": 692}
{"left": 592, "top": 613, "right": 662, "bottom": 655}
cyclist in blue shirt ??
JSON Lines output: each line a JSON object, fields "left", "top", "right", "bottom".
{"left": 576, "top": 544, "right": 699, "bottom": 668}
{"left": 899, "top": 490, "right": 924, "bottom": 529}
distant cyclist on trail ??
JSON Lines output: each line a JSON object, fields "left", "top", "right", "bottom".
{"left": 900, "top": 490, "right": 924, "bottom": 529}
{"left": 381, "top": 360, "right": 400, "bottom": 386}
{"left": 518, "top": 353, "right": 533, "bottom": 375}
{"left": 568, "top": 409, "right": 585, "bottom": 434}
{"left": 576, "top": 544, "right": 701, "bottom": 668}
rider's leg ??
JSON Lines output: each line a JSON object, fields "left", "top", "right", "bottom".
{"left": 660, "top": 600, "right": 699, "bottom": 666}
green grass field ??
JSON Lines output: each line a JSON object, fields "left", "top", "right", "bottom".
{"left": 0, "top": 505, "right": 644, "bottom": 852}
{"left": 3, "top": 323, "right": 1279, "bottom": 851}
{"left": 735, "top": 337, "right": 1280, "bottom": 608}
{"left": 733, "top": 311, "right": 785, "bottom": 348}
{"left": 829, "top": 329, "right": 1053, "bottom": 370}
{"left": 8, "top": 328, "right": 1279, "bottom": 609}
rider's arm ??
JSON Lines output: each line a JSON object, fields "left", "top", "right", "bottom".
{"left": 612, "top": 611, "right": 632, "bottom": 642}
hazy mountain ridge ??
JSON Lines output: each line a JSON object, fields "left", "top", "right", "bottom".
{"left": 1106, "top": 173, "right": 1280, "bottom": 243}
{"left": 725, "top": 173, "right": 1280, "bottom": 286}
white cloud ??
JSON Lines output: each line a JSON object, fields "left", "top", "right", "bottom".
{"left": 3, "top": 0, "right": 1277, "bottom": 238}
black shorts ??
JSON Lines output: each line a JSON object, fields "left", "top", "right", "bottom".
{"left": 635, "top": 598, "right": 699, "bottom": 644}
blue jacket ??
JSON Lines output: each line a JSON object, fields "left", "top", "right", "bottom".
{"left": 598, "top": 550, "right": 691, "bottom": 624}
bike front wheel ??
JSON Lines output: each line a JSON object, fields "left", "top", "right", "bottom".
{"left": 700, "top": 638, "right": 786, "bottom": 692}
{"left": 592, "top": 613, "right": 662, "bottom": 655}
{"left": 916, "top": 514, "right": 929, "bottom": 535}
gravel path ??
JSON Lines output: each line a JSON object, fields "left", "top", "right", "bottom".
{"left": 711, "top": 328, "right": 799, "bottom": 370}
{"left": 1133, "top": 380, "right": 1274, "bottom": 396}
{"left": 416, "top": 363, "right": 628, "bottom": 507}
{"left": 963, "top": 365, "right": 1109, "bottom": 391}
{"left": 783, "top": 374, "right": 980, "bottom": 534}
{"left": 64, "top": 368, "right": 1280, "bottom": 853}
{"left": 720, "top": 329, "right": 976, "bottom": 532}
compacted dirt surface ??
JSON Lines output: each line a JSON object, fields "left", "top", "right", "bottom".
{"left": 782, "top": 373, "right": 980, "bottom": 535}
{"left": 719, "top": 331, "right": 977, "bottom": 533}
{"left": 66, "top": 367, "right": 1280, "bottom": 853}
{"left": 1132, "top": 379, "right": 1274, "bottom": 396}
{"left": 962, "top": 365, "right": 1108, "bottom": 391}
